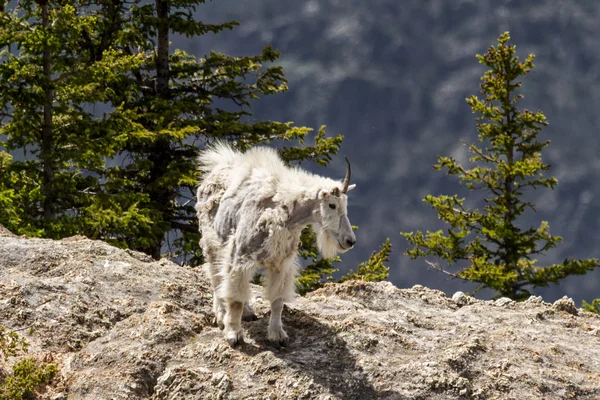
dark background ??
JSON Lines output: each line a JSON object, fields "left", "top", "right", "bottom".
{"left": 183, "top": 0, "right": 600, "bottom": 303}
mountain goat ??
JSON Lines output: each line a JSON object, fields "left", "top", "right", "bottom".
{"left": 196, "top": 142, "right": 356, "bottom": 347}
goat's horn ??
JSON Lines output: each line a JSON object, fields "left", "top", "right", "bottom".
{"left": 342, "top": 156, "right": 351, "bottom": 193}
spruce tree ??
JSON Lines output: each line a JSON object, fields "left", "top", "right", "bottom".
{"left": 0, "top": 1, "right": 343, "bottom": 271}
{"left": 85, "top": 0, "right": 342, "bottom": 260}
{"left": 401, "top": 32, "right": 600, "bottom": 300}
{"left": 0, "top": 0, "right": 142, "bottom": 238}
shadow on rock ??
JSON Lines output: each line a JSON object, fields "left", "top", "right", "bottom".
{"left": 242, "top": 306, "right": 405, "bottom": 400}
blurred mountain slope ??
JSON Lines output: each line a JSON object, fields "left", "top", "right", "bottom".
{"left": 182, "top": 0, "right": 600, "bottom": 302}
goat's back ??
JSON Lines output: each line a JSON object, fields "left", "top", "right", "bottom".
{"left": 195, "top": 143, "right": 284, "bottom": 237}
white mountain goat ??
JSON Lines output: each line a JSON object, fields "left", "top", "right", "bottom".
{"left": 196, "top": 142, "right": 356, "bottom": 347}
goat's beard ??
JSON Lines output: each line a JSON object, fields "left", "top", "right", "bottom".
{"left": 316, "top": 227, "right": 340, "bottom": 260}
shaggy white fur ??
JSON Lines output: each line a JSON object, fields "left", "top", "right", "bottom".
{"left": 196, "top": 142, "right": 356, "bottom": 347}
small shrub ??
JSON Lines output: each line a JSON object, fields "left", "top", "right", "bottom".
{"left": 297, "top": 228, "right": 392, "bottom": 294}
{"left": 0, "top": 327, "right": 58, "bottom": 400}
{"left": 582, "top": 298, "right": 600, "bottom": 314}
{"left": 297, "top": 225, "right": 341, "bottom": 295}
{"left": 339, "top": 238, "right": 392, "bottom": 283}
{"left": 0, "top": 358, "right": 58, "bottom": 400}
{"left": 0, "top": 326, "right": 28, "bottom": 359}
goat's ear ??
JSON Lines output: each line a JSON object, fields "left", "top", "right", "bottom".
{"left": 346, "top": 184, "right": 357, "bottom": 192}
{"left": 318, "top": 189, "right": 330, "bottom": 199}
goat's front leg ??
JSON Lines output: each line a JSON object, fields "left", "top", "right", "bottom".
{"left": 224, "top": 299, "right": 245, "bottom": 346}
{"left": 268, "top": 297, "right": 288, "bottom": 346}
{"left": 213, "top": 295, "right": 226, "bottom": 330}
{"left": 265, "top": 262, "right": 297, "bottom": 347}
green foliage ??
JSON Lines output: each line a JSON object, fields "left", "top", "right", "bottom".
{"left": 0, "top": 326, "right": 29, "bottom": 359}
{"left": 0, "top": 153, "right": 20, "bottom": 233}
{"left": 82, "top": 0, "right": 344, "bottom": 259}
{"left": 0, "top": 328, "right": 57, "bottom": 400}
{"left": 0, "top": 1, "right": 343, "bottom": 264}
{"left": 401, "top": 32, "right": 600, "bottom": 300}
{"left": 0, "top": 0, "right": 145, "bottom": 239}
{"left": 296, "top": 225, "right": 340, "bottom": 295}
{"left": 582, "top": 298, "right": 600, "bottom": 314}
{"left": 297, "top": 235, "right": 392, "bottom": 295}
{"left": 0, "top": 358, "right": 58, "bottom": 400}
{"left": 339, "top": 238, "right": 392, "bottom": 283}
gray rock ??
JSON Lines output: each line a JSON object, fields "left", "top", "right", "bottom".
{"left": 525, "top": 295, "right": 545, "bottom": 304}
{"left": 1, "top": 233, "right": 600, "bottom": 399}
{"left": 552, "top": 295, "right": 579, "bottom": 316}
{"left": 494, "top": 297, "right": 514, "bottom": 307}
{"left": 451, "top": 291, "right": 467, "bottom": 306}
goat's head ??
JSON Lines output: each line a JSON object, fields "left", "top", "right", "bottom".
{"left": 314, "top": 157, "right": 357, "bottom": 259}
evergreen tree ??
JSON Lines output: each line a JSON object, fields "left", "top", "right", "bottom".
{"left": 84, "top": 0, "right": 342, "bottom": 260}
{"left": 0, "top": 153, "right": 19, "bottom": 232}
{"left": 401, "top": 32, "right": 600, "bottom": 300}
{"left": 0, "top": 1, "right": 343, "bottom": 273}
{"left": 0, "top": 0, "right": 139, "bottom": 238}
{"left": 296, "top": 225, "right": 341, "bottom": 295}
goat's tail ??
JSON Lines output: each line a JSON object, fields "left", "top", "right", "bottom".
{"left": 198, "top": 140, "right": 239, "bottom": 173}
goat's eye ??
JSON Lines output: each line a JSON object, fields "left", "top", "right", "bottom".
{"left": 329, "top": 204, "right": 336, "bottom": 210}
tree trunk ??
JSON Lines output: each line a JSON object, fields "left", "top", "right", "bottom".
{"left": 39, "top": 1, "right": 55, "bottom": 222}
{"left": 144, "top": 0, "right": 171, "bottom": 259}
{"left": 155, "top": 0, "right": 169, "bottom": 97}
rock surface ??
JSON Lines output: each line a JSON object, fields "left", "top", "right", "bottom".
{"left": 1, "top": 234, "right": 600, "bottom": 399}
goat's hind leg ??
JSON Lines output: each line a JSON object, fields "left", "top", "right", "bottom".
{"left": 265, "top": 260, "right": 298, "bottom": 347}
{"left": 224, "top": 299, "right": 245, "bottom": 346}
{"left": 205, "top": 262, "right": 226, "bottom": 329}
{"left": 242, "top": 269, "right": 263, "bottom": 321}
{"left": 218, "top": 266, "right": 252, "bottom": 347}
{"left": 242, "top": 301, "right": 258, "bottom": 321}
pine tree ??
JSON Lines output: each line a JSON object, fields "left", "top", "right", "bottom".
{"left": 401, "top": 32, "right": 600, "bottom": 300}
{"left": 0, "top": 0, "right": 141, "bottom": 238}
{"left": 0, "top": 1, "right": 343, "bottom": 271}
{"left": 296, "top": 225, "right": 341, "bottom": 295}
{"left": 83, "top": 0, "right": 343, "bottom": 261}
{"left": 297, "top": 235, "right": 392, "bottom": 295}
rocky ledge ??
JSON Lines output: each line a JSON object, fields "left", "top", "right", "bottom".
{"left": 0, "top": 231, "right": 599, "bottom": 399}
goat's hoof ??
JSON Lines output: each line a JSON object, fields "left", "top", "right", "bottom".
{"left": 242, "top": 303, "right": 258, "bottom": 321}
{"left": 225, "top": 329, "right": 245, "bottom": 347}
{"left": 268, "top": 328, "right": 289, "bottom": 348}
{"left": 213, "top": 317, "right": 225, "bottom": 330}
{"left": 214, "top": 311, "right": 226, "bottom": 330}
